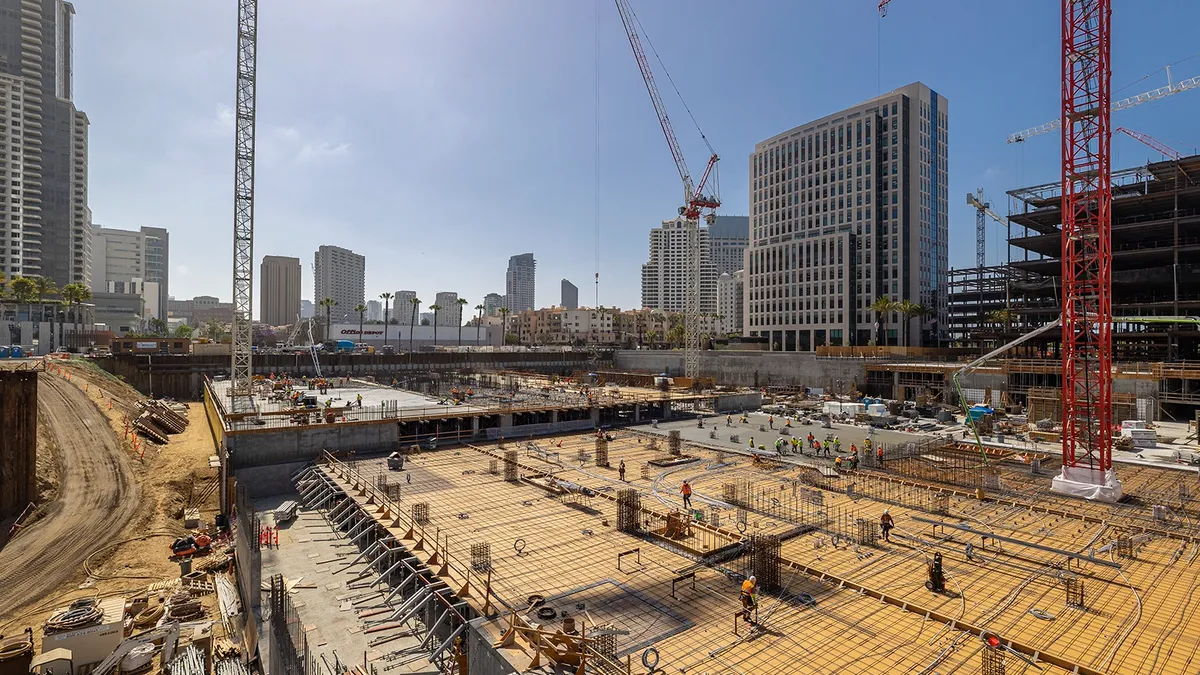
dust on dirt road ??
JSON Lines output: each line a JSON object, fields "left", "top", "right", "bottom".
{"left": 0, "top": 372, "right": 141, "bottom": 613}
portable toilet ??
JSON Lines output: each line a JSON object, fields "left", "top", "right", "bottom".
{"left": 0, "top": 346, "right": 8, "bottom": 358}
{"left": 10, "top": 345, "right": 22, "bottom": 358}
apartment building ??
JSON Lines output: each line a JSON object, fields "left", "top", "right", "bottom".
{"left": 260, "top": 255, "right": 302, "bottom": 326}
{"left": 640, "top": 217, "right": 717, "bottom": 313}
{"left": 505, "top": 253, "right": 536, "bottom": 312}
{"left": 313, "top": 245, "right": 365, "bottom": 323}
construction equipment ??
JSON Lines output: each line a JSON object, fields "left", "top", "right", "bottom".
{"left": 1008, "top": 65, "right": 1200, "bottom": 143}
{"left": 966, "top": 190, "right": 1008, "bottom": 268}
{"left": 229, "top": 0, "right": 259, "bottom": 406}
{"left": 1115, "top": 126, "right": 1183, "bottom": 160}
{"left": 170, "top": 533, "right": 213, "bottom": 558}
{"left": 615, "top": 0, "right": 720, "bottom": 380}
{"left": 282, "top": 317, "right": 322, "bottom": 378}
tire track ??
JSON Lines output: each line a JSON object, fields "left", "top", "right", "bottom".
{"left": 0, "top": 373, "right": 140, "bottom": 613}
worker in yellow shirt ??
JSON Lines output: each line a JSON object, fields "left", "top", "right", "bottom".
{"left": 740, "top": 575, "right": 758, "bottom": 624}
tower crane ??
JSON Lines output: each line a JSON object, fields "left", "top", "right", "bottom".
{"left": 1008, "top": 66, "right": 1200, "bottom": 143}
{"left": 229, "top": 0, "right": 258, "bottom": 409}
{"left": 965, "top": 190, "right": 1008, "bottom": 268}
{"left": 614, "top": 0, "right": 720, "bottom": 380}
{"left": 1115, "top": 126, "right": 1183, "bottom": 160}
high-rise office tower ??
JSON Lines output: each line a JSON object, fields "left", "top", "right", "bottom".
{"left": 483, "top": 293, "right": 504, "bottom": 317}
{"left": 313, "top": 245, "right": 365, "bottom": 323}
{"left": 0, "top": 0, "right": 92, "bottom": 287}
{"left": 640, "top": 217, "right": 717, "bottom": 313}
{"left": 745, "top": 82, "right": 948, "bottom": 350}
{"left": 560, "top": 279, "right": 578, "bottom": 310}
{"left": 707, "top": 216, "right": 750, "bottom": 275}
{"left": 434, "top": 291, "right": 460, "bottom": 327}
{"left": 505, "top": 254, "right": 536, "bottom": 311}
{"left": 260, "top": 255, "right": 302, "bottom": 325}
{"left": 717, "top": 270, "right": 744, "bottom": 336}
{"left": 366, "top": 300, "right": 382, "bottom": 322}
{"left": 91, "top": 225, "right": 169, "bottom": 315}
{"left": 393, "top": 290, "right": 417, "bottom": 324}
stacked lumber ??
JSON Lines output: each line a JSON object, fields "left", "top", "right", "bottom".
{"left": 132, "top": 399, "right": 190, "bottom": 444}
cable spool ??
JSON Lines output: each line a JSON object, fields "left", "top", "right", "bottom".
{"left": 797, "top": 593, "right": 816, "bottom": 606}
{"left": 536, "top": 606, "right": 557, "bottom": 621}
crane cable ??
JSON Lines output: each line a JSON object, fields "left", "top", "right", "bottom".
{"left": 627, "top": 5, "right": 715, "bottom": 156}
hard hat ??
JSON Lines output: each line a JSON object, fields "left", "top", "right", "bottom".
{"left": 883, "top": 508, "right": 890, "bottom": 514}
{"left": 749, "top": 575, "right": 756, "bottom": 582}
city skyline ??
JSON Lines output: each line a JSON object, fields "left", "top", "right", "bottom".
{"left": 54, "top": 1, "right": 1200, "bottom": 317}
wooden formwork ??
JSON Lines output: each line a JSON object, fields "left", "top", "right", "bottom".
{"left": 0, "top": 371, "right": 38, "bottom": 519}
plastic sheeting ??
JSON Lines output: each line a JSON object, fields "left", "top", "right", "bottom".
{"left": 1051, "top": 466, "right": 1125, "bottom": 503}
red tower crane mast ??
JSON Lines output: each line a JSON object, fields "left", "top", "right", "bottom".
{"left": 1054, "top": 0, "right": 1121, "bottom": 500}
{"left": 614, "top": 0, "right": 719, "bottom": 379}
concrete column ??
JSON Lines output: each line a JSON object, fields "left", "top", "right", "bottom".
{"left": 893, "top": 372, "right": 901, "bottom": 401}
{"left": 471, "top": 416, "right": 480, "bottom": 437}
{"left": 500, "top": 413, "right": 513, "bottom": 430}
{"left": 590, "top": 407, "right": 600, "bottom": 428}
{"left": 551, "top": 410, "right": 558, "bottom": 423}
{"left": 634, "top": 404, "right": 642, "bottom": 423}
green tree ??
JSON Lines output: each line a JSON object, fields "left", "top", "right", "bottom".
{"left": 147, "top": 317, "right": 169, "bottom": 336}
{"left": 868, "top": 297, "right": 897, "bottom": 346}
{"left": 379, "top": 292, "right": 394, "bottom": 347}
{"left": 354, "top": 303, "right": 368, "bottom": 347}
{"left": 408, "top": 297, "right": 421, "bottom": 353}
{"left": 455, "top": 297, "right": 469, "bottom": 347}
{"left": 8, "top": 276, "right": 36, "bottom": 324}
{"left": 174, "top": 324, "right": 194, "bottom": 338}
{"left": 646, "top": 330, "right": 661, "bottom": 346}
{"left": 318, "top": 297, "right": 337, "bottom": 342}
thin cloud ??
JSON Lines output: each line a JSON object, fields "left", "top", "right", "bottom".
{"left": 295, "top": 141, "right": 351, "bottom": 164}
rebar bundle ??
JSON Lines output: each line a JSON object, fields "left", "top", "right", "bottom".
{"left": 1062, "top": 574, "right": 1085, "bottom": 609}
{"left": 934, "top": 493, "right": 950, "bottom": 515}
{"left": 617, "top": 489, "right": 641, "bottom": 533}
{"left": 855, "top": 517, "right": 878, "bottom": 546}
{"left": 668, "top": 430, "right": 682, "bottom": 455}
{"left": 595, "top": 437, "right": 609, "bottom": 467}
{"left": 412, "top": 502, "right": 430, "bottom": 526}
{"left": 489, "top": 459, "right": 498, "bottom": 475}
{"left": 504, "top": 450, "right": 519, "bottom": 482}
{"left": 746, "top": 534, "right": 782, "bottom": 593}
{"left": 981, "top": 647, "right": 1006, "bottom": 675}
{"left": 471, "top": 543, "right": 492, "bottom": 572}
{"left": 166, "top": 644, "right": 206, "bottom": 675}
{"left": 1115, "top": 537, "right": 1135, "bottom": 559}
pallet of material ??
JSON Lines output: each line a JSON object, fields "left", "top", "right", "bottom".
{"left": 137, "top": 400, "right": 189, "bottom": 431}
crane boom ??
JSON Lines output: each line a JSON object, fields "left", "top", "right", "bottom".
{"left": 966, "top": 190, "right": 1008, "bottom": 268}
{"left": 614, "top": 0, "right": 693, "bottom": 202}
{"left": 1007, "top": 72, "right": 1200, "bottom": 143}
{"left": 1115, "top": 126, "right": 1183, "bottom": 160}
{"left": 614, "top": 0, "right": 719, "bottom": 380}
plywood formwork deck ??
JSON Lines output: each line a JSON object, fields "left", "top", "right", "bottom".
{"left": 308, "top": 429, "right": 1200, "bottom": 674}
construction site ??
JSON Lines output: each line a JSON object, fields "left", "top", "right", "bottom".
{"left": 6, "top": 0, "right": 1200, "bottom": 674}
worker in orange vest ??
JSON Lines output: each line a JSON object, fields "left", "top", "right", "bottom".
{"left": 877, "top": 445, "right": 885, "bottom": 464}
{"left": 681, "top": 480, "right": 693, "bottom": 511}
{"left": 740, "top": 575, "right": 758, "bottom": 624}
{"left": 880, "top": 509, "right": 895, "bottom": 542}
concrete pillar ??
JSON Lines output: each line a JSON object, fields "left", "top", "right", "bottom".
{"left": 893, "top": 372, "right": 901, "bottom": 401}
{"left": 663, "top": 402, "right": 673, "bottom": 419}
{"left": 634, "top": 404, "right": 642, "bottom": 423}
{"left": 551, "top": 410, "right": 558, "bottom": 423}
{"left": 471, "top": 416, "right": 480, "bottom": 438}
{"left": 590, "top": 407, "right": 600, "bottom": 428}
{"left": 500, "top": 413, "right": 513, "bottom": 430}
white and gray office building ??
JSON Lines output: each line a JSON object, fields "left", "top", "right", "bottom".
{"left": 745, "top": 82, "right": 948, "bottom": 350}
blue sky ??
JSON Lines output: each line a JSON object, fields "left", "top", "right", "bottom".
{"left": 74, "top": 0, "right": 1200, "bottom": 315}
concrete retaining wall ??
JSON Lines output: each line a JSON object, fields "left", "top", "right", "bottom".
{"left": 714, "top": 392, "right": 764, "bottom": 413}
{"left": 615, "top": 350, "right": 868, "bottom": 391}
{"left": 228, "top": 423, "right": 398, "bottom": 470}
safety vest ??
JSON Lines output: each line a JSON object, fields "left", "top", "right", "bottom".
{"left": 682, "top": 484, "right": 692, "bottom": 496}
{"left": 741, "top": 579, "right": 756, "bottom": 596}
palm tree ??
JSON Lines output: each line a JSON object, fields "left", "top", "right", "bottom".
{"left": 318, "top": 297, "right": 337, "bottom": 342}
{"left": 474, "top": 304, "right": 485, "bottom": 344}
{"left": 868, "top": 297, "right": 896, "bottom": 346}
{"left": 32, "top": 275, "right": 57, "bottom": 324}
{"left": 408, "top": 297, "right": 421, "bottom": 353}
{"left": 380, "top": 292, "right": 394, "bottom": 347}
{"left": 428, "top": 304, "right": 442, "bottom": 345}
{"left": 894, "top": 300, "right": 931, "bottom": 348}
{"left": 455, "top": 297, "right": 469, "bottom": 346}
{"left": 498, "top": 307, "right": 510, "bottom": 344}
{"left": 354, "top": 303, "right": 368, "bottom": 347}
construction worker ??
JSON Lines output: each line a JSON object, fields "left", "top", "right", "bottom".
{"left": 740, "top": 575, "right": 758, "bottom": 624}
{"left": 726, "top": 414, "right": 733, "bottom": 427}
{"left": 681, "top": 481, "right": 694, "bottom": 511}
{"left": 619, "top": 459, "right": 627, "bottom": 482}
{"left": 768, "top": 415, "right": 775, "bottom": 429}
{"left": 849, "top": 453, "right": 859, "bottom": 470}
{"left": 880, "top": 509, "right": 895, "bottom": 542}
{"left": 785, "top": 418, "right": 792, "bottom": 427}
{"left": 833, "top": 436, "right": 841, "bottom": 453}
{"left": 807, "top": 432, "right": 815, "bottom": 448}
{"left": 356, "top": 393, "right": 363, "bottom": 408}
{"left": 835, "top": 455, "right": 843, "bottom": 470}
{"left": 877, "top": 445, "right": 885, "bottom": 464}
{"left": 850, "top": 443, "right": 857, "bottom": 457}
{"left": 748, "top": 436, "right": 755, "bottom": 449}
